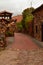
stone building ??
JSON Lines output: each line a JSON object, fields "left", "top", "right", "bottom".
{"left": 32, "top": 4, "right": 43, "bottom": 41}
{"left": 0, "top": 11, "right": 12, "bottom": 23}
{"left": 0, "top": 11, "right": 16, "bottom": 37}
{"left": 6, "top": 20, "right": 16, "bottom": 36}
{"left": 0, "top": 22, "right": 6, "bottom": 47}
{"left": 0, "top": 11, "right": 15, "bottom": 47}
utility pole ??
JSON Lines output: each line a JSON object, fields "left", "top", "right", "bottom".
{"left": 31, "top": 1, "right": 32, "bottom": 7}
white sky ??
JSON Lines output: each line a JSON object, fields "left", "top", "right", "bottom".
{"left": 0, "top": 0, "right": 43, "bottom": 16}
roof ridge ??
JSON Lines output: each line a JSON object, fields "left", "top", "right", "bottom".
{"left": 0, "top": 10, "right": 12, "bottom": 14}
{"left": 32, "top": 4, "right": 43, "bottom": 13}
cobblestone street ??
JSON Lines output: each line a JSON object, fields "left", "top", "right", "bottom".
{"left": 0, "top": 49, "right": 43, "bottom": 65}
{"left": 0, "top": 33, "right": 43, "bottom": 65}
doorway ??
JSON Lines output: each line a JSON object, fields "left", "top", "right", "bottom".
{"left": 41, "top": 24, "right": 43, "bottom": 41}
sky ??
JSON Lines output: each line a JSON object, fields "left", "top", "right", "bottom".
{"left": 0, "top": 0, "right": 43, "bottom": 16}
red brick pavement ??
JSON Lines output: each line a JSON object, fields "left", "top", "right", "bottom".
{"left": 11, "top": 33, "right": 39, "bottom": 50}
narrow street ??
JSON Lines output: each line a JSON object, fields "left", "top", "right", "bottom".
{"left": 0, "top": 33, "right": 43, "bottom": 65}
{"left": 8, "top": 33, "right": 39, "bottom": 50}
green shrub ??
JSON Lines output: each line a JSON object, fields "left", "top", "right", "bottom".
{"left": 16, "top": 22, "right": 23, "bottom": 32}
{"left": 6, "top": 31, "right": 14, "bottom": 36}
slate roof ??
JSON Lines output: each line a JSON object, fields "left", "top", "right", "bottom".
{"left": 0, "top": 10, "right": 12, "bottom": 15}
{"left": 32, "top": 4, "right": 43, "bottom": 14}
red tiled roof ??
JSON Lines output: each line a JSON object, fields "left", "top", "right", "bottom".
{"left": 12, "top": 15, "right": 23, "bottom": 22}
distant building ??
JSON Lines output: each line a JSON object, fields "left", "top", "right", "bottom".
{"left": 32, "top": 4, "right": 43, "bottom": 41}
{"left": 12, "top": 15, "right": 23, "bottom": 23}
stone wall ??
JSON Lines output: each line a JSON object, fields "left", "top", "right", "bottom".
{"left": 33, "top": 8, "right": 43, "bottom": 41}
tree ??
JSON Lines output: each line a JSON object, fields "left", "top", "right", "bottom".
{"left": 22, "top": 7, "right": 34, "bottom": 32}
{"left": 22, "top": 7, "right": 34, "bottom": 18}
{"left": 16, "top": 22, "right": 23, "bottom": 32}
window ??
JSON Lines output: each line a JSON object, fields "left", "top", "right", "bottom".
{"left": 5, "top": 17, "right": 7, "bottom": 19}
{"left": 36, "top": 26, "right": 37, "bottom": 33}
{"left": 8, "top": 17, "right": 9, "bottom": 19}
{"left": 0, "top": 17, "right": 2, "bottom": 19}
